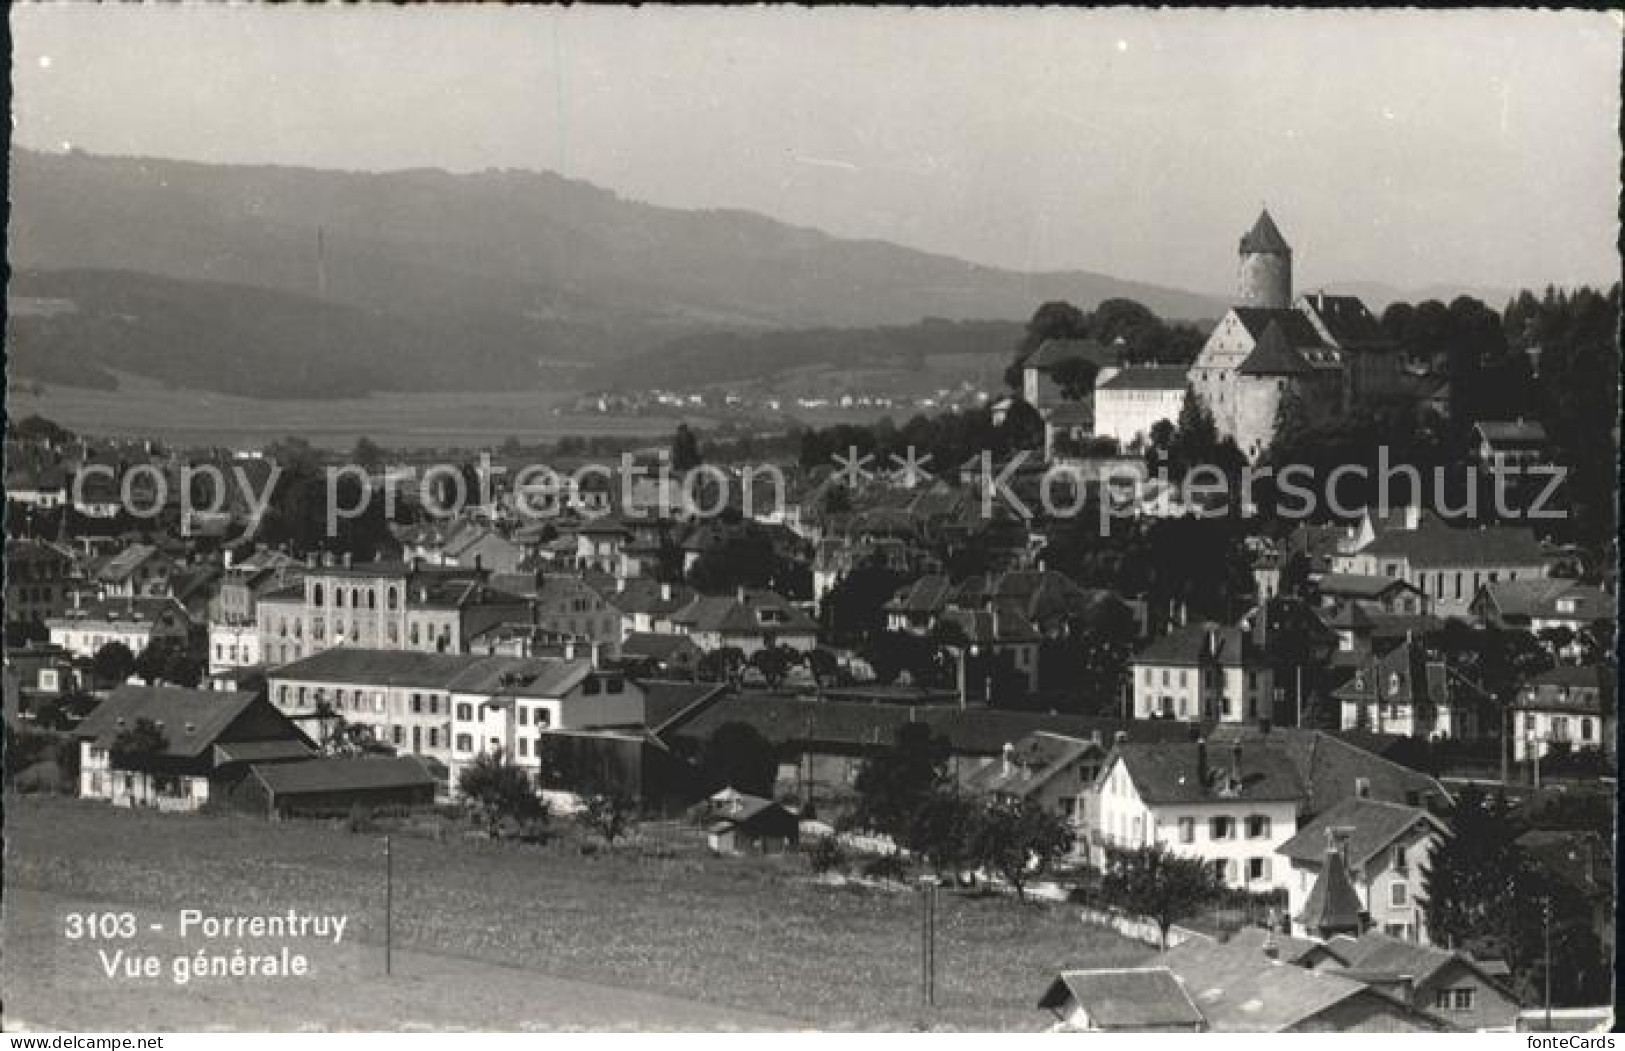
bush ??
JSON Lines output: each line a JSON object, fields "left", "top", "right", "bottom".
{"left": 346, "top": 804, "right": 377, "bottom": 834}
{"left": 862, "top": 853, "right": 909, "bottom": 882}
{"left": 807, "top": 836, "right": 847, "bottom": 875}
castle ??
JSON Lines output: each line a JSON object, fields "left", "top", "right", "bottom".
{"left": 1188, "top": 211, "right": 1406, "bottom": 461}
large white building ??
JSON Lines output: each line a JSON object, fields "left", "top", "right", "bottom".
{"left": 1093, "top": 367, "right": 1188, "bottom": 451}
{"left": 1092, "top": 739, "right": 1302, "bottom": 891}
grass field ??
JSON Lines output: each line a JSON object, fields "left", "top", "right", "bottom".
{"left": 3, "top": 796, "right": 1148, "bottom": 1031}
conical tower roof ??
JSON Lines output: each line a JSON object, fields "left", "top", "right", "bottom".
{"left": 1238, "top": 321, "right": 1311, "bottom": 375}
{"left": 1240, "top": 209, "right": 1292, "bottom": 256}
{"left": 1298, "top": 841, "right": 1366, "bottom": 937}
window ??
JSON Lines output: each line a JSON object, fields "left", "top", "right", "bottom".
{"left": 427, "top": 728, "right": 439, "bottom": 747}
{"left": 1582, "top": 718, "right": 1594, "bottom": 741}
{"left": 1212, "top": 859, "right": 1228, "bottom": 882}
{"left": 1525, "top": 713, "right": 1536, "bottom": 732}
{"left": 1245, "top": 815, "right": 1270, "bottom": 839}
{"left": 456, "top": 703, "right": 473, "bottom": 721}
{"left": 412, "top": 693, "right": 422, "bottom": 714}
{"left": 1390, "top": 883, "right": 1408, "bottom": 907}
{"left": 519, "top": 739, "right": 529, "bottom": 757}
{"left": 518, "top": 708, "right": 529, "bottom": 726}
{"left": 392, "top": 726, "right": 403, "bottom": 745}
{"left": 335, "top": 589, "right": 345, "bottom": 609}
{"left": 387, "top": 587, "right": 399, "bottom": 610}
{"left": 455, "top": 734, "right": 472, "bottom": 752}
{"left": 1210, "top": 817, "right": 1233, "bottom": 840}
{"left": 1435, "top": 988, "right": 1475, "bottom": 1012}
{"left": 1246, "top": 858, "right": 1269, "bottom": 882}
{"left": 1392, "top": 845, "right": 1409, "bottom": 872}
{"left": 584, "top": 677, "right": 601, "bottom": 696}
{"left": 535, "top": 709, "right": 552, "bottom": 728}
{"left": 1179, "top": 818, "right": 1194, "bottom": 844}
{"left": 313, "top": 584, "right": 324, "bottom": 607}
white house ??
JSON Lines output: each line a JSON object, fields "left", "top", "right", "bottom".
{"left": 1092, "top": 739, "right": 1302, "bottom": 891}
{"left": 1093, "top": 368, "right": 1188, "bottom": 450}
{"left": 1275, "top": 796, "right": 1447, "bottom": 944}
{"left": 1509, "top": 665, "right": 1612, "bottom": 762}
{"left": 1130, "top": 623, "right": 1274, "bottom": 724}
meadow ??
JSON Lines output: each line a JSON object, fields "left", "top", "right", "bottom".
{"left": 3, "top": 796, "right": 1147, "bottom": 1031}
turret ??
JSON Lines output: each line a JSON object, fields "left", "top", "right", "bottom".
{"left": 1237, "top": 209, "right": 1293, "bottom": 309}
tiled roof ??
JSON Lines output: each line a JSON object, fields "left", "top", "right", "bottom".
{"left": 1358, "top": 515, "right": 1548, "bottom": 568}
{"left": 620, "top": 632, "right": 700, "bottom": 661}
{"left": 47, "top": 596, "right": 189, "bottom": 628}
{"left": 640, "top": 681, "right": 728, "bottom": 733}
{"left": 1298, "top": 293, "right": 1388, "bottom": 347}
{"left": 1230, "top": 308, "right": 1327, "bottom": 349}
{"left": 938, "top": 607, "right": 1041, "bottom": 644}
{"left": 269, "top": 648, "right": 496, "bottom": 689}
{"left": 75, "top": 686, "right": 282, "bottom": 757}
{"left": 1512, "top": 664, "right": 1611, "bottom": 714}
{"left": 1207, "top": 726, "right": 1448, "bottom": 818}
{"left": 1133, "top": 623, "right": 1262, "bottom": 668}
{"left": 1238, "top": 321, "right": 1311, "bottom": 376}
{"left": 1297, "top": 852, "right": 1366, "bottom": 934}
{"left": 670, "top": 590, "right": 817, "bottom": 635}
{"left": 1038, "top": 967, "right": 1206, "bottom": 1030}
{"left": 662, "top": 694, "right": 1190, "bottom": 756}
{"left": 251, "top": 756, "right": 438, "bottom": 795}
{"left": 1112, "top": 741, "right": 1305, "bottom": 805}
{"left": 1097, "top": 366, "right": 1189, "bottom": 392}
{"left": 1026, "top": 338, "right": 1117, "bottom": 372}
{"left": 1276, "top": 797, "right": 1443, "bottom": 867}
{"left": 1327, "top": 931, "right": 1512, "bottom": 998}
{"left": 1148, "top": 935, "right": 1443, "bottom": 1032}
{"left": 961, "top": 731, "right": 1102, "bottom": 798}
{"left": 1239, "top": 209, "right": 1291, "bottom": 256}
{"left": 1317, "top": 574, "right": 1415, "bottom": 600}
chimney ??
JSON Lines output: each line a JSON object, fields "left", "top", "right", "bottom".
{"left": 1263, "top": 927, "right": 1279, "bottom": 960}
{"left": 1354, "top": 777, "right": 1371, "bottom": 799}
{"left": 616, "top": 576, "right": 627, "bottom": 593}
{"left": 1001, "top": 742, "right": 1015, "bottom": 777}
{"left": 660, "top": 582, "right": 672, "bottom": 602}
{"left": 1114, "top": 730, "right": 1128, "bottom": 746}
{"left": 343, "top": 551, "right": 352, "bottom": 568}
{"left": 564, "top": 639, "right": 576, "bottom": 661}
{"left": 1196, "top": 737, "right": 1208, "bottom": 785}
{"left": 736, "top": 585, "right": 747, "bottom": 604}
{"left": 1403, "top": 503, "right": 1421, "bottom": 531}
{"left": 223, "top": 548, "right": 234, "bottom": 570}
{"left": 1206, "top": 627, "right": 1219, "bottom": 658}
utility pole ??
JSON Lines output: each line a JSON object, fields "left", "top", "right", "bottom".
{"left": 1543, "top": 895, "right": 1553, "bottom": 1032}
{"left": 384, "top": 834, "right": 393, "bottom": 977}
{"left": 920, "top": 880, "right": 937, "bottom": 1008}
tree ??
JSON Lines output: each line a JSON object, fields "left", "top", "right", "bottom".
{"left": 577, "top": 790, "right": 638, "bottom": 845}
{"left": 908, "top": 789, "right": 982, "bottom": 877}
{"left": 998, "top": 398, "right": 1045, "bottom": 453}
{"left": 850, "top": 723, "right": 951, "bottom": 840}
{"left": 92, "top": 641, "right": 137, "bottom": 686}
{"left": 970, "top": 797, "right": 1076, "bottom": 901}
{"left": 133, "top": 636, "right": 204, "bottom": 688}
{"left": 1164, "top": 388, "right": 1220, "bottom": 483}
{"left": 352, "top": 436, "right": 385, "bottom": 473}
{"left": 701, "top": 722, "right": 779, "bottom": 796}
{"left": 1420, "top": 787, "right": 1530, "bottom": 969}
{"left": 749, "top": 645, "right": 794, "bottom": 689}
{"left": 110, "top": 718, "right": 169, "bottom": 771}
{"left": 1051, "top": 357, "right": 1099, "bottom": 402}
{"left": 1100, "top": 843, "right": 1225, "bottom": 948}
{"left": 1005, "top": 301, "right": 1089, "bottom": 388}
{"left": 457, "top": 751, "right": 545, "bottom": 837}
{"left": 697, "top": 646, "right": 746, "bottom": 685}
{"left": 671, "top": 424, "right": 703, "bottom": 473}
{"left": 34, "top": 691, "right": 99, "bottom": 731}
{"left": 1263, "top": 385, "right": 1313, "bottom": 468}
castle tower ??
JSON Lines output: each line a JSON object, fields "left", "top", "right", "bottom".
{"left": 1236, "top": 209, "right": 1292, "bottom": 309}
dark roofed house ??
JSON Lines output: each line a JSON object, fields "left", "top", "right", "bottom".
{"left": 1322, "top": 930, "right": 1521, "bottom": 1032}
{"left": 1038, "top": 967, "right": 1206, "bottom": 1032}
{"left": 75, "top": 686, "right": 315, "bottom": 811}
{"left": 237, "top": 756, "right": 438, "bottom": 818}
{"left": 1043, "top": 933, "right": 1448, "bottom": 1032}
{"left": 619, "top": 631, "right": 703, "bottom": 675}
{"left": 703, "top": 790, "right": 800, "bottom": 855}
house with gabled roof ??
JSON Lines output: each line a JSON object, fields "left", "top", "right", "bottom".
{"left": 1333, "top": 505, "right": 1553, "bottom": 617}
{"left": 1319, "top": 930, "right": 1521, "bottom": 1031}
{"left": 1042, "top": 931, "right": 1448, "bottom": 1032}
{"left": 47, "top": 593, "right": 192, "bottom": 661}
{"left": 667, "top": 588, "right": 817, "bottom": 655}
{"left": 1277, "top": 797, "right": 1447, "bottom": 945}
{"left": 1333, "top": 639, "right": 1487, "bottom": 740}
{"left": 1509, "top": 664, "right": 1613, "bottom": 762}
{"left": 75, "top": 685, "right": 314, "bottom": 810}
{"left": 1130, "top": 622, "right": 1274, "bottom": 723}
{"left": 1092, "top": 738, "right": 1303, "bottom": 890}
{"left": 961, "top": 731, "right": 1105, "bottom": 847}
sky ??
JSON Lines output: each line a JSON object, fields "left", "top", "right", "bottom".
{"left": 10, "top": 5, "right": 1621, "bottom": 296}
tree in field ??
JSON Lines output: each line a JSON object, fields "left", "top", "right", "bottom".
{"left": 970, "top": 796, "right": 1076, "bottom": 901}
{"left": 671, "top": 424, "right": 703, "bottom": 473}
{"left": 700, "top": 721, "right": 779, "bottom": 797}
{"left": 850, "top": 723, "right": 951, "bottom": 840}
{"left": 457, "top": 751, "right": 545, "bottom": 837}
{"left": 92, "top": 641, "right": 137, "bottom": 686}
{"left": 110, "top": 717, "right": 169, "bottom": 771}
{"left": 577, "top": 790, "right": 638, "bottom": 845}
{"left": 1100, "top": 842, "right": 1225, "bottom": 948}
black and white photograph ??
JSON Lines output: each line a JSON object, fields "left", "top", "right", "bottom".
{"left": 1, "top": 4, "right": 1619, "bottom": 1036}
